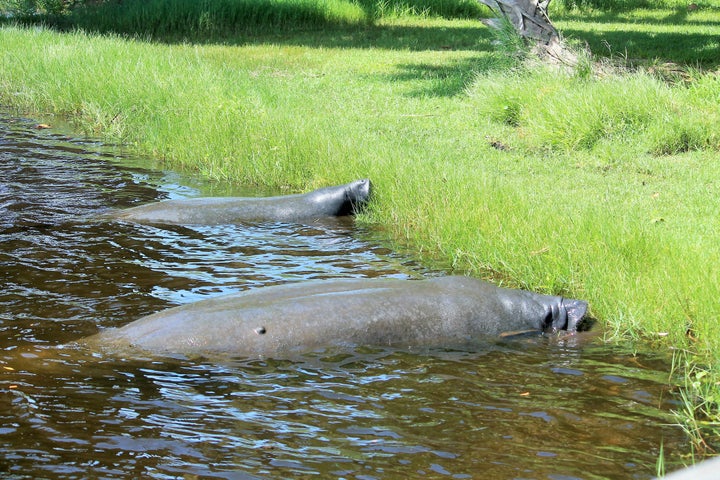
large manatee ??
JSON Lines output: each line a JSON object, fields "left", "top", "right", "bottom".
{"left": 657, "top": 456, "right": 720, "bottom": 480}
{"left": 108, "top": 178, "right": 371, "bottom": 225}
{"left": 84, "top": 276, "right": 589, "bottom": 359}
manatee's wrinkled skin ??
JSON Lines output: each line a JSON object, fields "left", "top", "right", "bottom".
{"left": 84, "top": 276, "right": 589, "bottom": 359}
{"left": 658, "top": 456, "right": 720, "bottom": 480}
{"left": 108, "top": 179, "right": 371, "bottom": 225}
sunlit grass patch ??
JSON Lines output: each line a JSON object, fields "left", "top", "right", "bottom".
{"left": 469, "top": 65, "right": 720, "bottom": 155}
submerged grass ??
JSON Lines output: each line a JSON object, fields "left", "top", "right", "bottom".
{"left": 1, "top": 0, "right": 720, "bottom": 454}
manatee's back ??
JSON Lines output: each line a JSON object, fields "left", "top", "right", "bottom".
{"left": 109, "top": 194, "right": 310, "bottom": 224}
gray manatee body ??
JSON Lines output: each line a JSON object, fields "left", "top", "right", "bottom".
{"left": 109, "top": 178, "right": 371, "bottom": 225}
{"left": 85, "top": 276, "right": 589, "bottom": 358}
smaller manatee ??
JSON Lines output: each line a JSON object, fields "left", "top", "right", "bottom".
{"left": 108, "top": 178, "right": 371, "bottom": 225}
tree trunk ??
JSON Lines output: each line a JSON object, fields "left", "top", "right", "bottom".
{"left": 479, "top": 0, "right": 578, "bottom": 65}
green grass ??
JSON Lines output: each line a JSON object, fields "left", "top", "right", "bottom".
{"left": 1, "top": 0, "right": 487, "bottom": 37}
{"left": 61, "top": 0, "right": 369, "bottom": 37}
{"left": 554, "top": 6, "right": 720, "bottom": 68}
{"left": 1, "top": 0, "right": 720, "bottom": 451}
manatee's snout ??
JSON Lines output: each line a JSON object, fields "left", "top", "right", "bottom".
{"left": 346, "top": 178, "right": 372, "bottom": 212}
{"left": 543, "top": 296, "right": 589, "bottom": 333}
{"left": 561, "top": 298, "right": 589, "bottom": 332}
{"left": 353, "top": 178, "right": 371, "bottom": 201}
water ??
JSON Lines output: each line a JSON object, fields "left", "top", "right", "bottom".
{"left": 0, "top": 114, "right": 690, "bottom": 479}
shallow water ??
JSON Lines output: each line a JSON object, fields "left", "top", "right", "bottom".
{"left": 0, "top": 115, "right": 689, "bottom": 479}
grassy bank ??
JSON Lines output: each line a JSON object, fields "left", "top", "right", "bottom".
{"left": 1, "top": 0, "right": 720, "bottom": 451}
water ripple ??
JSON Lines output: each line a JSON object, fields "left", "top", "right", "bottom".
{"left": 0, "top": 114, "right": 690, "bottom": 479}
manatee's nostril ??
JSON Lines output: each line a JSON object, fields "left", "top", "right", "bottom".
{"left": 254, "top": 326, "right": 267, "bottom": 335}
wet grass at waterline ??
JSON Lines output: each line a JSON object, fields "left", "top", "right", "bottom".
{"left": 1, "top": 5, "right": 720, "bottom": 450}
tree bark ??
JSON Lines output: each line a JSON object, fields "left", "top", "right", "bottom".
{"left": 479, "top": 0, "right": 578, "bottom": 65}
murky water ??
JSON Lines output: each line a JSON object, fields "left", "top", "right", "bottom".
{"left": 0, "top": 114, "right": 689, "bottom": 479}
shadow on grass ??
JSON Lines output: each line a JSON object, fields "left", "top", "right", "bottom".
{"left": 555, "top": 8, "right": 720, "bottom": 67}
{"left": 239, "top": 23, "right": 493, "bottom": 52}
{"left": 0, "top": 19, "right": 492, "bottom": 53}
{"left": 0, "top": 2, "right": 498, "bottom": 98}
{"left": 254, "top": 26, "right": 499, "bottom": 97}
{"left": 561, "top": 26, "right": 720, "bottom": 67}
{"left": 2, "top": 0, "right": 490, "bottom": 50}
{"left": 381, "top": 55, "right": 507, "bottom": 97}
{"left": 557, "top": 7, "right": 720, "bottom": 26}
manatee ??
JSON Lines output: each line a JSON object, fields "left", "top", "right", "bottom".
{"left": 108, "top": 178, "right": 371, "bottom": 225}
{"left": 84, "top": 276, "right": 589, "bottom": 359}
{"left": 658, "top": 456, "right": 720, "bottom": 480}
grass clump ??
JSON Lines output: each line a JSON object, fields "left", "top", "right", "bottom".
{"left": 356, "top": 0, "right": 484, "bottom": 20}
{"left": 471, "top": 67, "right": 720, "bottom": 154}
{"left": 672, "top": 354, "right": 720, "bottom": 453}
